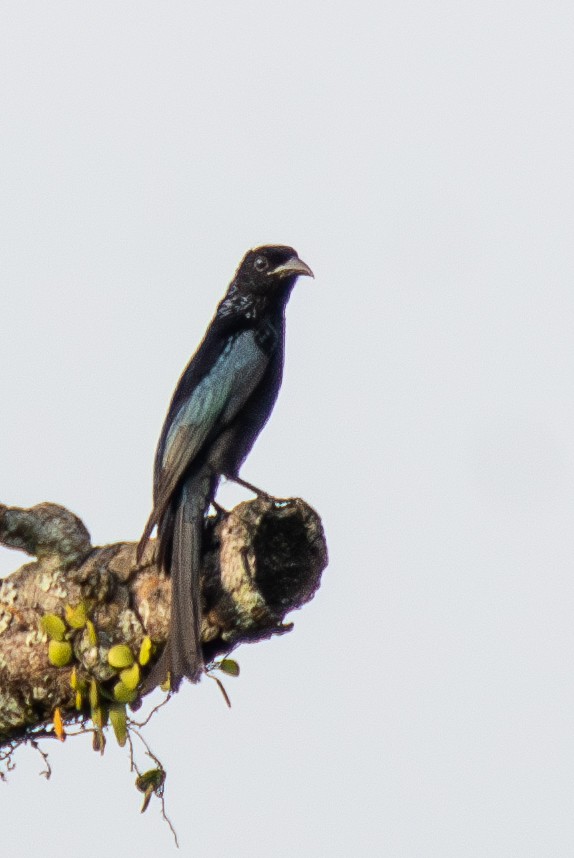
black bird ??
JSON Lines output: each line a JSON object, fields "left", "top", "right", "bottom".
{"left": 137, "top": 245, "right": 313, "bottom": 691}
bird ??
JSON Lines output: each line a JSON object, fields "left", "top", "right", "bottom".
{"left": 136, "top": 245, "right": 314, "bottom": 691}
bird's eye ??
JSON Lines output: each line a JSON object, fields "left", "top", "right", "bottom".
{"left": 254, "top": 256, "right": 269, "bottom": 272}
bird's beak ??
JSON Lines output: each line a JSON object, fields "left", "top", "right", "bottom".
{"left": 270, "top": 256, "right": 314, "bottom": 279}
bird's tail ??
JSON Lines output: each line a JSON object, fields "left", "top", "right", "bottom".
{"left": 142, "top": 468, "right": 214, "bottom": 693}
{"left": 136, "top": 510, "right": 156, "bottom": 564}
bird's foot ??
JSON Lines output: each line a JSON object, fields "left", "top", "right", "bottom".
{"left": 224, "top": 474, "right": 272, "bottom": 500}
{"left": 211, "top": 499, "right": 227, "bottom": 518}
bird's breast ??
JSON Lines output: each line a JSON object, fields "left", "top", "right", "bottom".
{"left": 254, "top": 318, "right": 280, "bottom": 356}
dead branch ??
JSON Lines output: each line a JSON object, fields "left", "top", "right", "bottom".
{"left": 0, "top": 497, "right": 327, "bottom": 745}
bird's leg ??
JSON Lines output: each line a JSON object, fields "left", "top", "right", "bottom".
{"left": 211, "top": 499, "right": 227, "bottom": 517}
{"left": 224, "top": 474, "right": 272, "bottom": 500}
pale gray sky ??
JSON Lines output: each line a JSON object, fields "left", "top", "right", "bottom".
{"left": 2, "top": 1, "right": 574, "bottom": 855}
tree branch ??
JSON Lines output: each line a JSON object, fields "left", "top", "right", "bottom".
{"left": 0, "top": 497, "right": 327, "bottom": 745}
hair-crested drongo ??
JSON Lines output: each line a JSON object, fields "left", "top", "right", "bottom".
{"left": 137, "top": 245, "right": 313, "bottom": 691}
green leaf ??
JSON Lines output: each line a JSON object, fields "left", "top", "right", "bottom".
{"left": 108, "top": 644, "right": 134, "bottom": 669}
{"left": 120, "top": 662, "right": 140, "bottom": 691}
{"left": 136, "top": 768, "right": 165, "bottom": 793}
{"left": 113, "top": 680, "right": 137, "bottom": 704}
{"left": 41, "top": 614, "right": 66, "bottom": 642}
{"left": 138, "top": 636, "right": 153, "bottom": 666}
{"left": 65, "top": 602, "right": 87, "bottom": 629}
{"left": 109, "top": 705, "right": 128, "bottom": 747}
{"left": 140, "top": 787, "right": 153, "bottom": 813}
{"left": 219, "top": 658, "right": 240, "bottom": 677}
{"left": 86, "top": 620, "right": 98, "bottom": 646}
{"left": 89, "top": 678, "right": 99, "bottom": 710}
{"left": 91, "top": 705, "right": 108, "bottom": 730}
{"left": 48, "top": 639, "right": 72, "bottom": 667}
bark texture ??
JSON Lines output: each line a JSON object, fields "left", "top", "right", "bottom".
{"left": 0, "top": 498, "right": 327, "bottom": 745}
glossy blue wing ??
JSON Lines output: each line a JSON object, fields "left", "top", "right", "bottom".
{"left": 152, "top": 329, "right": 269, "bottom": 515}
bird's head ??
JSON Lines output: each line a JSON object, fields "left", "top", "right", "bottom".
{"left": 234, "top": 245, "right": 314, "bottom": 298}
